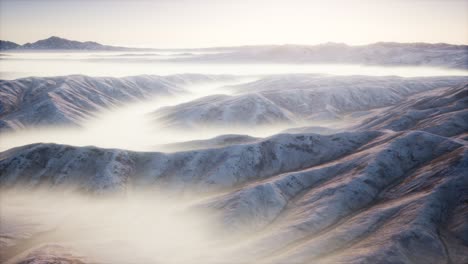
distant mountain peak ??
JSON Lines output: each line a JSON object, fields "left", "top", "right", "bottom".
{"left": 0, "top": 36, "right": 147, "bottom": 51}
{"left": 47, "top": 36, "right": 64, "bottom": 40}
{"left": 0, "top": 40, "right": 20, "bottom": 50}
{"left": 21, "top": 36, "right": 104, "bottom": 50}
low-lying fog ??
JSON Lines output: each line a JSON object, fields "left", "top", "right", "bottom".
{"left": 0, "top": 78, "right": 345, "bottom": 152}
{"left": 0, "top": 189, "right": 244, "bottom": 264}
{"left": 1, "top": 51, "right": 468, "bottom": 79}
{"left": 2, "top": 52, "right": 467, "bottom": 152}
{"left": 2, "top": 52, "right": 467, "bottom": 264}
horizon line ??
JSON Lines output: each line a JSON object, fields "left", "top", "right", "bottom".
{"left": 1, "top": 36, "right": 468, "bottom": 50}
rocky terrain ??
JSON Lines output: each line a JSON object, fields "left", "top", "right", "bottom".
{"left": 152, "top": 75, "right": 468, "bottom": 129}
{"left": 356, "top": 84, "right": 468, "bottom": 138}
{"left": 0, "top": 130, "right": 381, "bottom": 193}
{"left": 0, "top": 74, "right": 234, "bottom": 131}
{"left": 0, "top": 82, "right": 467, "bottom": 263}
{"left": 0, "top": 72, "right": 467, "bottom": 263}
{"left": 156, "top": 134, "right": 261, "bottom": 152}
{"left": 205, "top": 130, "right": 468, "bottom": 264}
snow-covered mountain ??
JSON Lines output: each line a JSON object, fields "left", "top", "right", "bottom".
{"left": 357, "top": 84, "right": 468, "bottom": 137}
{"left": 153, "top": 93, "right": 298, "bottom": 128}
{"left": 1, "top": 83, "right": 467, "bottom": 263}
{"left": 229, "top": 74, "right": 468, "bottom": 93}
{"left": 179, "top": 42, "right": 468, "bottom": 69}
{"left": 0, "top": 113, "right": 468, "bottom": 263}
{"left": 152, "top": 75, "right": 468, "bottom": 129}
{"left": 2, "top": 85, "right": 466, "bottom": 193}
{"left": 203, "top": 130, "right": 467, "bottom": 263}
{"left": 0, "top": 74, "right": 233, "bottom": 131}
{"left": 0, "top": 130, "right": 380, "bottom": 193}
{"left": 157, "top": 134, "right": 261, "bottom": 152}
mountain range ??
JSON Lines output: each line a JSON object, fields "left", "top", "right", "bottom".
{"left": 180, "top": 42, "right": 468, "bottom": 69}
{"left": 0, "top": 36, "right": 147, "bottom": 51}
{"left": 2, "top": 74, "right": 467, "bottom": 132}
{"left": 2, "top": 37, "right": 468, "bottom": 69}
{"left": 152, "top": 75, "right": 468, "bottom": 129}
{"left": 0, "top": 74, "right": 235, "bottom": 131}
{"left": 1, "top": 83, "right": 467, "bottom": 263}
{"left": 1, "top": 37, "right": 468, "bottom": 263}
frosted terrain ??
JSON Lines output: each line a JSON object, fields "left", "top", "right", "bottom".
{"left": 0, "top": 50, "right": 467, "bottom": 264}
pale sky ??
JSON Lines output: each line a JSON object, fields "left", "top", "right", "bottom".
{"left": 1, "top": 0, "right": 467, "bottom": 48}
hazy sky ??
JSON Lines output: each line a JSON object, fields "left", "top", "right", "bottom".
{"left": 1, "top": 0, "right": 467, "bottom": 48}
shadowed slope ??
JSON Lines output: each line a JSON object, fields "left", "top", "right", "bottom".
{"left": 0, "top": 74, "right": 233, "bottom": 131}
